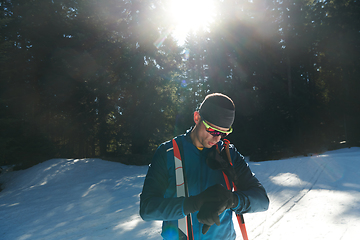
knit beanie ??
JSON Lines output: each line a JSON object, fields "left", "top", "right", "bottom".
{"left": 198, "top": 93, "right": 235, "bottom": 129}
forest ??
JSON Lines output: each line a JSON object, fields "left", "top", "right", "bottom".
{"left": 0, "top": 0, "right": 359, "bottom": 168}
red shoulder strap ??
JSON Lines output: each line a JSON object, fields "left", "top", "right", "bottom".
{"left": 221, "top": 139, "right": 249, "bottom": 240}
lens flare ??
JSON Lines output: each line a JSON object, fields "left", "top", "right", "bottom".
{"left": 181, "top": 80, "right": 187, "bottom": 88}
{"left": 182, "top": 49, "right": 190, "bottom": 61}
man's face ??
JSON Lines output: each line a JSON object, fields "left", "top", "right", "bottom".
{"left": 195, "top": 118, "right": 229, "bottom": 149}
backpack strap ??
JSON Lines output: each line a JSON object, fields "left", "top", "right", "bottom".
{"left": 171, "top": 138, "right": 194, "bottom": 240}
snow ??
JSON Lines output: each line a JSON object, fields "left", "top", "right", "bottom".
{"left": 1, "top": 147, "right": 359, "bottom": 240}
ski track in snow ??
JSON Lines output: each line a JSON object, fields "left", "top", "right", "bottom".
{"left": 242, "top": 148, "right": 360, "bottom": 240}
{"left": 0, "top": 148, "right": 360, "bottom": 240}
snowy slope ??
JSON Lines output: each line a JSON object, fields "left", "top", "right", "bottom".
{"left": 0, "top": 147, "right": 359, "bottom": 240}
{"left": 0, "top": 159, "right": 162, "bottom": 240}
{"left": 242, "top": 147, "right": 360, "bottom": 240}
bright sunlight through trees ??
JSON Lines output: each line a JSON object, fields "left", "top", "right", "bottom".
{"left": 168, "top": 0, "right": 216, "bottom": 45}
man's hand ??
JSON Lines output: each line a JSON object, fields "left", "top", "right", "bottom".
{"left": 184, "top": 184, "right": 232, "bottom": 214}
{"left": 196, "top": 185, "right": 238, "bottom": 234}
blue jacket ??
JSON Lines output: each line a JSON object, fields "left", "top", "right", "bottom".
{"left": 140, "top": 129, "right": 269, "bottom": 240}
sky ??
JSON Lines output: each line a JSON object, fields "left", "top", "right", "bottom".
{"left": 0, "top": 147, "right": 359, "bottom": 240}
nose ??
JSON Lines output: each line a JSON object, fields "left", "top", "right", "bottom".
{"left": 213, "top": 135, "right": 222, "bottom": 142}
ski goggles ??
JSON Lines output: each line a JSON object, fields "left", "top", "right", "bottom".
{"left": 202, "top": 120, "right": 233, "bottom": 138}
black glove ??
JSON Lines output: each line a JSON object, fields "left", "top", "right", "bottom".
{"left": 183, "top": 184, "right": 229, "bottom": 215}
{"left": 206, "top": 146, "right": 239, "bottom": 187}
{"left": 197, "top": 185, "right": 238, "bottom": 234}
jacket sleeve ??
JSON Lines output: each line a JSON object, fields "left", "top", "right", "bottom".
{"left": 230, "top": 145, "right": 269, "bottom": 215}
{"left": 139, "top": 143, "right": 186, "bottom": 221}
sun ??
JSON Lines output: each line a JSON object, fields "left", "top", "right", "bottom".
{"left": 168, "top": 0, "right": 216, "bottom": 45}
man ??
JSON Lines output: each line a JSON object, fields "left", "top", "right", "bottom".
{"left": 140, "top": 93, "right": 269, "bottom": 240}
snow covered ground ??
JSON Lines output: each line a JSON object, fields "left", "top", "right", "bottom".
{"left": 0, "top": 147, "right": 359, "bottom": 240}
